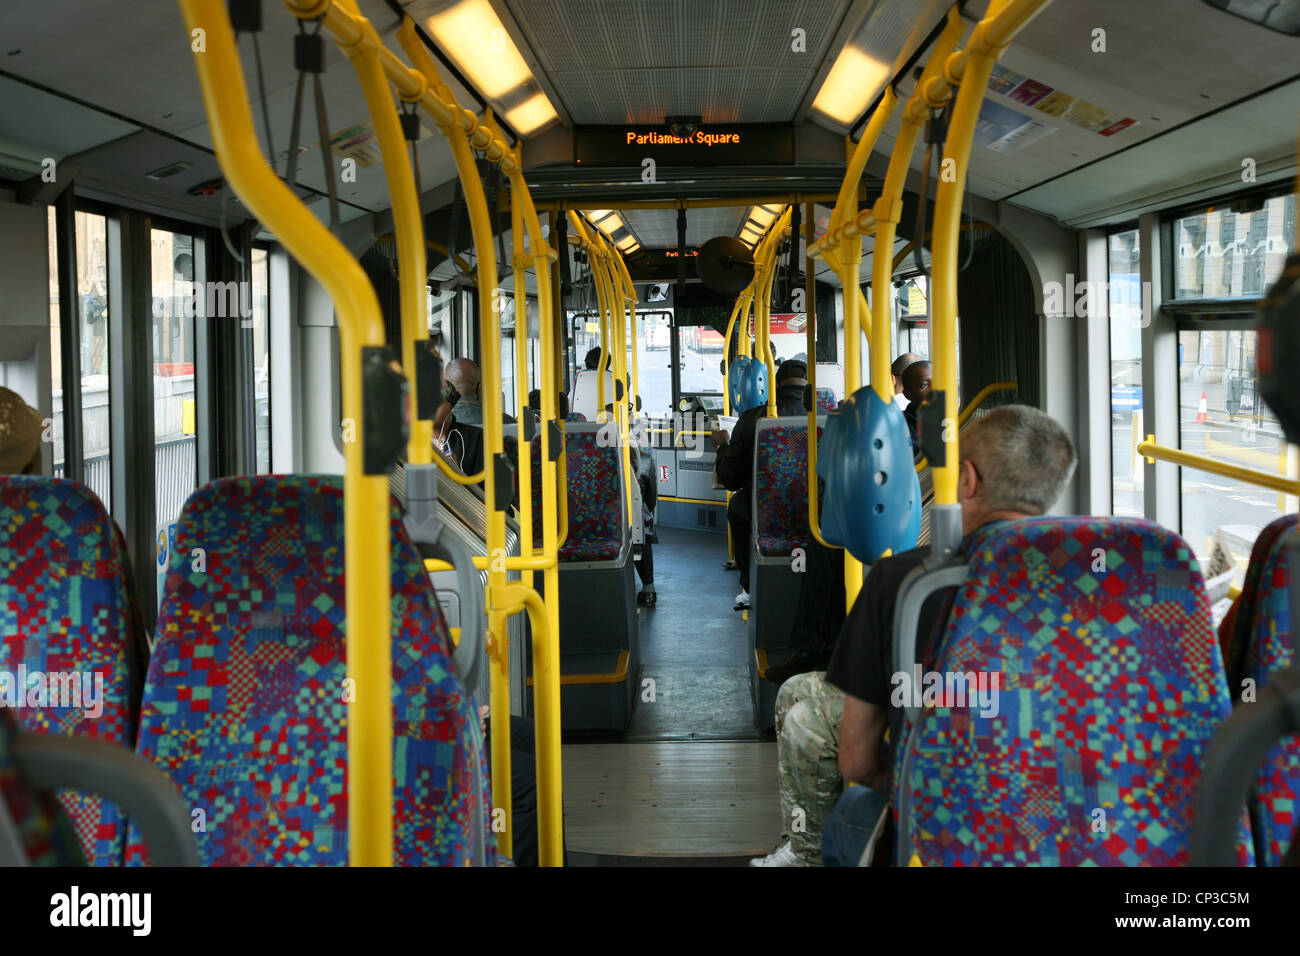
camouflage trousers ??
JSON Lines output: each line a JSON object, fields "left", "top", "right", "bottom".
{"left": 775, "top": 671, "right": 844, "bottom": 865}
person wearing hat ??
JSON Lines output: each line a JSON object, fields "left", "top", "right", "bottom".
{"left": 711, "top": 358, "right": 807, "bottom": 610}
{"left": 890, "top": 352, "right": 922, "bottom": 411}
{"left": 0, "top": 387, "right": 44, "bottom": 475}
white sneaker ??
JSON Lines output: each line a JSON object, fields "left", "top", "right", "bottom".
{"left": 734, "top": 591, "right": 750, "bottom": 610}
{"left": 749, "top": 841, "right": 811, "bottom": 867}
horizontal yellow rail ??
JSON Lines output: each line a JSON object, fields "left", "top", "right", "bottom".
{"left": 1138, "top": 437, "right": 1300, "bottom": 496}
{"left": 525, "top": 652, "right": 630, "bottom": 686}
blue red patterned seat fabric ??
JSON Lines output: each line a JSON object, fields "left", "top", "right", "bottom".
{"left": 124, "top": 475, "right": 492, "bottom": 866}
{"left": 0, "top": 707, "right": 87, "bottom": 865}
{"left": 1220, "top": 513, "right": 1297, "bottom": 866}
{"left": 897, "top": 516, "right": 1253, "bottom": 866}
{"left": 529, "top": 429, "right": 624, "bottom": 563}
{"left": 0, "top": 476, "right": 142, "bottom": 866}
{"left": 815, "top": 387, "right": 837, "bottom": 414}
{"left": 753, "top": 423, "right": 820, "bottom": 557}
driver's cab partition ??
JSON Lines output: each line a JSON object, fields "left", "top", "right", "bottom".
{"left": 749, "top": 415, "right": 826, "bottom": 730}
{"left": 648, "top": 395, "right": 728, "bottom": 531}
{"left": 505, "top": 422, "right": 640, "bottom": 731}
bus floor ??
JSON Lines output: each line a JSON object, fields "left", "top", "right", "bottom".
{"left": 562, "top": 525, "right": 783, "bottom": 864}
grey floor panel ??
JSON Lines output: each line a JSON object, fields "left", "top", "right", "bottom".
{"left": 628, "top": 525, "right": 757, "bottom": 740}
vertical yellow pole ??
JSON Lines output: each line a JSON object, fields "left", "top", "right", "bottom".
{"left": 180, "top": 0, "right": 393, "bottom": 865}
{"left": 396, "top": 24, "right": 512, "bottom": 858}
{"left": 512, "top": 187, "right": 534, "bottom": 588}
{"left": 507, "top": 163, "right": 564, "bottom": 867}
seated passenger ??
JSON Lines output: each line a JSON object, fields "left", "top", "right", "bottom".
{"left": 438, "top": 358, "right": 516, "bottom": 476}
{"left": 900, "top": 360, "right": 932, "bottom": 456}
{"left": 0, "top": 387, "right": 44, "bottom": 474}
{"left": 750, "top": 405, "right": 1076, "bottom": 866}
{"left": 711, "top": 359, "right": 807, "bottom": 610}
{"left": 891, "top": 352, "right": 922, "bottom": 411}
{"left": 527, "top": 388, "right": 569, "bottom": 420}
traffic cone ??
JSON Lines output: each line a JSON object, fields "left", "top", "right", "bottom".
{"left": 1195, "top": 391, "right": 1208, "bottom": 424}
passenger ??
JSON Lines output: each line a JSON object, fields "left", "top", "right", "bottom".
{"left": 0, "top": 387, "right": 44, "bottom": 474}
{"left": 711, "top": 358, "right": 807, "bottom": 610}
{"left": 900, "top": 360, "right": 932, "bottom": 455}
{"left": 444, "top": 357, "right": 515, "bottom": 427}
{"left": 629, "top": 440, "right": 659, "bottom": 607}
{"left": 526, "top": 388, "right": 569, "bottom": 420}
{"left": 891, "top": 352, "right": 922, "bottom": 411}
{"left": 440, "top": 358, "right": 514, "bottom": 476}
{"left": 750, "top": 405, "right": 1076, "bottom": 866}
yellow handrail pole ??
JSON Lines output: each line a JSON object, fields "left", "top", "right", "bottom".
{"left": 337, "top": 3, "right": 430, "bottom": 466}
{"left": 871, "top": 9, "right": 965, "bottom": 402}
{"left": 829, "top": 85, "right": 898, "bottom": 238}
{"left": 396, "top": 19, "right": 512, "bottom": 855}
{"left": 505, "top": 158, "right": 564, "bottom": 868}
{"left": 612, "top": 251, "right": 641, "bottom": 430}
{"left": 930, "top": 0, "right": 1052, "bottom": 509}
{"left": 806, "top": 199, "right": 839, "bottom": 551}
{"left": 1137, "top": 439, "right": 1300, "bottom": 497}
{"left": 549, "top": 212, "right": 571, "bottom": 555}
{"left": 591, "top": 235, "right": 637, "bottom": 527}
{"left": 181, "top": 0, "right": 393, "bottom": 866}
{"left": 510, "top": 174, "right": 534, "bottom": 589}
{"left": 570, "top": 215, "right": 609, "bottom": 414}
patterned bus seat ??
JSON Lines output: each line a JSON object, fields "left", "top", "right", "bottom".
{"left": 0, "top": 707, "right": 86, "bottom": 865}
{"left": 0, "top": 476, "right": 143, "bottom": 866}
{"left": 124, "top": 475, "right": 492, "bottom": 866}
{"left": 1220, "top": 513, "right": 1297, "bottom": 866}
{"left": 753, "top": 421, "right": 821, "bottom": 557}
{"left": 898, "top": 516, "right": 1252, "bottom": 866}
{"left": 815, "top": 387, "right": 837, "bottom": 414}
{"left": 530, "top": 427, "right": 624, "bottom": 563}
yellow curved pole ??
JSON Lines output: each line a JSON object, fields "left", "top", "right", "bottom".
{"left": 504, "top": 157, "right": 564, "bottom": 869}
{"left": 337, "top": 2, "right": 430, "bottom": 465}
{"left": 510, "top": 170, "right": 534, "bottom": 589}
{"left": 397, "top": 19, "right": 514, "bottom": 858}
{"left": 915, "top": 380, "right": 1017, "bottom": 471}
{"left": 870, "top": 9, "right": 965, "bottom": 402}
{"left": 930, "top": 0, "right": 1053, "bottom": 509}
{"left": 180, "top": 0, "right": 394, "bottom": 866}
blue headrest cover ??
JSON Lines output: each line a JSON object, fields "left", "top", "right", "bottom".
{"left": 816, "top": 386, "right": 921, "bottom": 562}
{"left": 728, "top": 356, "right": 768, "bottom": 413}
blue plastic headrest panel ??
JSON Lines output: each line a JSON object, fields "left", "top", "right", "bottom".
{"left": 818, "top": 386, "right": 921, "bottom": 562}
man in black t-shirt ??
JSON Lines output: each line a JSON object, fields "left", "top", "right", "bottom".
{"left": 750, "top": 405, "right": 1077, "bottom": 867}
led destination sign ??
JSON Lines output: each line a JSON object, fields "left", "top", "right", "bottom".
{"left": 574, "top": 125, "right": 795, "bottom": 167}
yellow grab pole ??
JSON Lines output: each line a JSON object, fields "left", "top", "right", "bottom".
{"left": 930, "top": 0, "right": 1052, "bottom": 508}
{"left": 806, "top": 199, "right": 837, "bottom": 551}
{"left": 612, "top": 252, "right": 641, "bottom": 427}
{"left": 398, "top": 19, "right": 512, "bottom": 857}
{"left": 337, "top": 2, "right": 430, "bottom": 465}
{"left": 871, "top": 9, "right": 965, "bottom": 402}
{"left": 180, "top": 0, "right": 393, "bottom": 866}
{"left": 511, "top": 176, "right": 534, "bottom": 588}
{"left": 505, "top": 159, "right": 564, "bottom": 869}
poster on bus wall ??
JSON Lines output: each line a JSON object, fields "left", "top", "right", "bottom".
{"left": 155, "top": 521, "right": 178, "bottom": 610}
{"left": 747, "top": 313, "right": 808, "bottom": 337}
